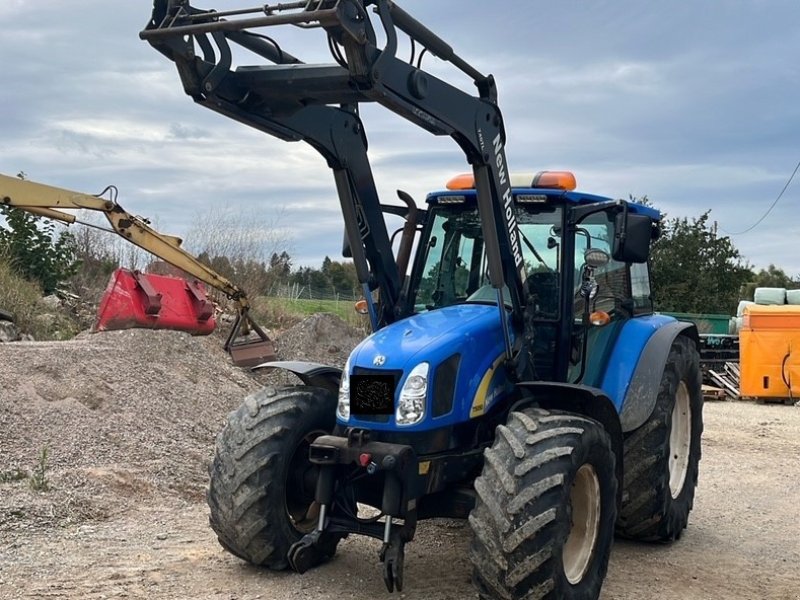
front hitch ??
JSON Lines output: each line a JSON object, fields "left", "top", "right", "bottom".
{"left": 288, "top": 432, "right": 419, "bottom": 592}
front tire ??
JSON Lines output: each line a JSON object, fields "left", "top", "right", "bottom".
{"left": 207, "top": 385, "right": 338, "bottom": 569}
{"left": 469, "top": 409, "right": 618, "bottom": 600}
{"left": 617, "top": 335, "right": 703, "bottom": 541}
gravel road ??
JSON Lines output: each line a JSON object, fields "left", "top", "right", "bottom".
{"left": 1, "top": 327, "right": 799, "bottom": 599}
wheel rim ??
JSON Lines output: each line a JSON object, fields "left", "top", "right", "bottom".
{"left": 285, "top": 430, "right": 325, "bottom": 534}
{"left": 563, "top": 464, "right": 601, "bottom": 585}
{"left": 669, "top": 381, "right": 692, "bottom": 499}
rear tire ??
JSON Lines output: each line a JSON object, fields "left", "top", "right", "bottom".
{"left": 469, "top": 409, "right": 617, "bottom": 600}
{"left": 207, "top": 385, "right": 339, "bottom": 569}
{"left": 617, "top": 335, "right": 703, "bottom": 541}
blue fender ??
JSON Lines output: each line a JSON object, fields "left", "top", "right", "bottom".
{"left": 600, "top": 317, "right": 698, "bottom": 432}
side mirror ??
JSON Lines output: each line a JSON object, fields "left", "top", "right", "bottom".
{"left": 613, "top": 212, "right": 652, "bottom": 263}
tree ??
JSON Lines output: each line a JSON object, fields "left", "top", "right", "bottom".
{"left": 648, "top": 210, "right": 751, "bottom": 315}
{"left": 322, "top": 257, "right": 359, "bottom": 297}
{"left": 740, "top": 264, "right": 800, "bottom": 300}
{"left": 0, "top": 205, "right": 80, "bottom": 294}
{"left": 186, "top": 205, "right": 291, "bottom": 295}
{"left": 66, "top": 220, "right": 122, "bottom": 300}
{"left": 269, "top": 251, "right": 292, "bottom": 280}
{"left": 290, "top": 265, "right": 330, "bottom": 293}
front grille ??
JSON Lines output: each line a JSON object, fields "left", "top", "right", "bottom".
{"left": 351, "top": 367, "right": 402, "bottom": 423}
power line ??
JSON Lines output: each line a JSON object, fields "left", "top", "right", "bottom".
{"left": 723, "top": 159, "right": 800, "bottom": 235}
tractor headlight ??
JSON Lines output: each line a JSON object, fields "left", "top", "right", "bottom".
{"left": 396, "top": 362, "right": 429, "bottom": 426}
{"left": 337, "top": 357, "right": 351, "bottom": 421}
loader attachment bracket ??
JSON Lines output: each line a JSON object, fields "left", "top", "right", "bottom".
{"left": 225, "top": 309, "right": 277, "bottom": 368}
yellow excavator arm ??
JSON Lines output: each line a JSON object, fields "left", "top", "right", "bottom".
{"left": 0, "top": 173, "right": 248, "bottom": 308}
{"left": 0, "top": 173, "right": 275, "bottom": 365}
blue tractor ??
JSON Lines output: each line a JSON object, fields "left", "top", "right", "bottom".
{"left": 143, "top": 2, "right": 703, "bottom": 598}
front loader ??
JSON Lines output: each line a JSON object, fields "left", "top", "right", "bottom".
{"left": 141, "top": 2, "right": 703, "bottom": 598}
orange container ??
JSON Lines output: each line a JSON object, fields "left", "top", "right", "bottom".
{"left": 740, "top": 305, "right": 800, "bottom": 398}
{"left": 743, "top": 304, "right": 800, "bottom": 330}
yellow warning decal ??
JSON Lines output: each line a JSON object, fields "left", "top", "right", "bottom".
{"left": 418, "top": 461, "right": 431, "bottom": 475}
{"left": 469, "top": 354, "right": 505, "bottom": 418}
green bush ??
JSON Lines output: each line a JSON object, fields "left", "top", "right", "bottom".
{"left": 0, "top": 205, "right": 80, "bottom": 295}
{"left": 0, "top": 248, "right": 80, "bottom": 340}
{"left": 0, "top": 248, "right": 43, "bottom": 333}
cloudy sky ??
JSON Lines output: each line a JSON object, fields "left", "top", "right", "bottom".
{"left": 2, "top": 1, "right": 799, "bottom": 274}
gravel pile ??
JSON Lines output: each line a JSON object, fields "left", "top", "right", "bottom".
{"left": 275, "top": 313, "right": 365, "bottom": 368}
{"left": 0, "top": 314, "right": 364, "bottom": 531}
{"left": 0, "top": 329, "right": 260, "bottom": 530}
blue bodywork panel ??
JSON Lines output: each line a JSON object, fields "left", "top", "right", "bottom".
{"left": 339, "top": 304, "right": 513, "bottom": 432}
{"left": 599, "top": 313, "right": 676, "bottom": 411}
{"left": 339, "top": 305, "right": 676, "bottom": 431}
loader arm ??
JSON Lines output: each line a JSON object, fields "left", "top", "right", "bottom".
{"left": 140, "top": 0, "right": 530, "bottom": 358}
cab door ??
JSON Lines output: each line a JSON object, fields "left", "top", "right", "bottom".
{"left": 568, "top": 209, "right": 638, "bottom": 386}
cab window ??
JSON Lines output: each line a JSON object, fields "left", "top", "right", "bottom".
{"left": 412, "top": 204, "right": 563, "bottom": 313}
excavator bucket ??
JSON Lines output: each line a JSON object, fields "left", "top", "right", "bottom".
{"left": 95, "top": 268, "right": 217, "bottom": 335}
{"left": 224, "top": 310, "right": 277, "bottom": 368}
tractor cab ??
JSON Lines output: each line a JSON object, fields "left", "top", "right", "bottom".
{"left": 336, "top": 171, "right": 660, "bottom": 439}
{"left": 405, "top": 171, "right": 660, "bottom": 387}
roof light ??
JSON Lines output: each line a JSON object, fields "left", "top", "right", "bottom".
{"left": 446, "top": 170, "right": 577, "bottom": 191}
{"left": 516, "top": 194, "right": 548, "bottom": 204}
{"left": 532, "top": 171, "right": 577, "bottom": 191}
{"left": 446, "top": 173, "right": 474, "bottom": 190}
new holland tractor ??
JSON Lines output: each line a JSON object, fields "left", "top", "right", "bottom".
{"left": 141, "top": 2, "right": 703, "bottom": 598}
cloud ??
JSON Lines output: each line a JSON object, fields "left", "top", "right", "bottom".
{"left": 1, "top": 0, "right": 799, "bottom": 277}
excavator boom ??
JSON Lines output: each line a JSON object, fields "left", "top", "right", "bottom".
{"left": 0, "top": 173, "right": 275, "bottom": 365}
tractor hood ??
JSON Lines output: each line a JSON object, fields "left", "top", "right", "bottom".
{"left": 351, "top": 303, "right": 503, "bottom": 371}
{"left": 342, "top": 303, "right": 512, "bottom": 432}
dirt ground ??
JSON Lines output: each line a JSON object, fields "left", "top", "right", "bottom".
{"left": 1, "top": 321, "right": 799, "bottom": 600}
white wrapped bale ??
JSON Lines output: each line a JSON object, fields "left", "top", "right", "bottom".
{"left": 737, "top": 300, "right": 755, "bottom": 316}
{"left": 731, "top": 316, "right": 744, "bottom": 334}
{"left": 786, "top": 289, "right": 800, "bottom": 305}
{"left": 754, "top": 287, "right": 786, "bottom": 305}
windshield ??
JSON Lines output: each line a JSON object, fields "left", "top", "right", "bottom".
{"left": 411, "top": 204, "right": 563, "bottom": 316}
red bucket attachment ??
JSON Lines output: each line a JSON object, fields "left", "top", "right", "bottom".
{"left": 95, "top": 268, "right": 216, "bottom": 335}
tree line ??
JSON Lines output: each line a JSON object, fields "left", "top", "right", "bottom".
{"left": 1, "top": 197, "right": 797, "bottom": 316}
{"left": 638, "top": 198, "right": 799, "bottom": 315}
{"left": 0, "top": 205, "right": 361, "bottom": 300}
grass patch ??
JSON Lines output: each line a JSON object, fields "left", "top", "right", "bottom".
{"left": 269, "top": 297, "right": 355, "bottom": 320}
{"left": 0, "top": 467, "right": 28, "bottom": 484}
{"left": 0, "top": 249, "right": 43, "bottom": 333}
{"left": 0, "top": 248, "right": 80, "bottom": 340}
{"left": 1, "top": 446, "right": 52, "bottom": 492}
{"left": 251, "top": 296, "right": 370, "bottom": 332}
{"left": 28, "top": 446, "right": 51, "bottom": 492}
